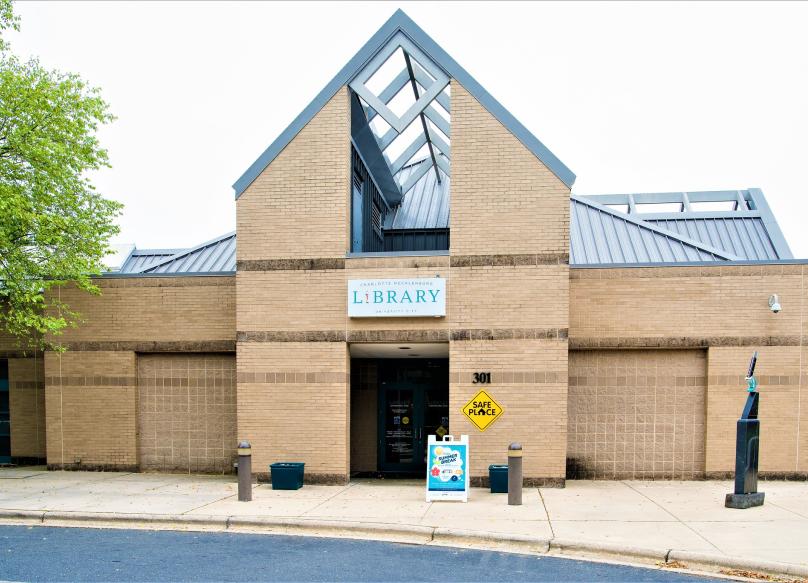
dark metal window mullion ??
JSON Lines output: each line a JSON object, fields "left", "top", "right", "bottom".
{"left": 352, "top": 144, "right": 385, "bottom": 252}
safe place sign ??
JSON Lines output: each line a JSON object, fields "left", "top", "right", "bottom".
{"left": 425, "top": 434, "right": 469, "bottom": 502}
{"left": 348, "top": 278, "right": 446, "bottom": 318}
{"left": 462, "top": 390, "right": 504, "bottom": 431}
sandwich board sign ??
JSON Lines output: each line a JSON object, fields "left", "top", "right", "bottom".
{"left": 425, "top": 434, "right": 469, "bottom": 502}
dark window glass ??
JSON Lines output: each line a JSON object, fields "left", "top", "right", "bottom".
{"left": 351, "top": 180, "right": 363, "bottom": 252}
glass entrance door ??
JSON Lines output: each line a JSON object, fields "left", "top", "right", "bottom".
{"left": 0, "top": 360, "right": 10, "bottom": 464}
{"left": 423, "top": 386, "right": 450, "bottom": 443}
{"left": 378, "top": 384, "right": 424, "bottom": 474}
{"left": 378, "top": 382, "right": 450, "bottom": 474}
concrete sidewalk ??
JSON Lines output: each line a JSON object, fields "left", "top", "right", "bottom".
{"left": 1, "top": 468, "right": 807, "bottom": 578}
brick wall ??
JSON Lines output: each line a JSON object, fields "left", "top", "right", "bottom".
{"left": 8, "top": 356, "right": 46, "bottom": 461}
{"left": 0, "top": 330, "right": 16, "bottom": 352}
{"left": 237, "top": 342, "right": 349, "bottom": 483}
{"left": 238, "top": 257, "right": 451, "bottom": 335}
{"left": 448, "top": 81, "right": 571, "bottom": 484}
{"left": 236, "top": 88, "right": 352, "bottom": 483}
{"left": 137, "top": 354, "right": 237, "bottom": 474}
{"left": 32, "top": 276, "right": 237, "bottom": 471}
{"left": 706, "top": 346, "right": 802, "bottom": 475}
{"left": 0, "top": 329, "right": 37, "bottom": 356}
{"left": 234, "top": 80, "right": 572, "bottom": 485}
{"left": 236, "top": 88, "right": 349, "bottom": 261}
{"left": 50, "top": 276, "right": 235, "bottom": 346}
{"left": 570, "top": 264, "right": 808, "bottom": 476}
{"left": 45, "top": 351, "right": 137, "bottom": 470}
{"left": 450, "top": 340, "right": 568, "bottom": 484}
{"left": 568, "top": 350, "right": 707, "bottom": 479}
{"left": 569, "top": 265, "right": 801, "bottom": 344}
{"left": 450, "top": 82, "right": 569, "bottom": 257}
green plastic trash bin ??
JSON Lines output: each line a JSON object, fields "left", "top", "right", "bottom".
{"left": 489, "top": 464, "right": 508, "bottom": 493}
{"left": 270, "top": 462, "right": 305, "bottom": 490}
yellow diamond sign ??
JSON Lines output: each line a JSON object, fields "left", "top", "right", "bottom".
{"left": 462, "top": 390, "right": 504, "bottom": 431}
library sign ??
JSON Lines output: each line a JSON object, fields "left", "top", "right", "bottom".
{"left": 348, "top": 278, "right": 446, "bottom": 318}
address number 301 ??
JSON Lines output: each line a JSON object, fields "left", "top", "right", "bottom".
{"left": 472, "top": 372, "right": 491, "bottom": 384}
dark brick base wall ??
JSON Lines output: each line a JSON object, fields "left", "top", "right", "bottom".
{"left": 47, "top": 463, "right": 139, "bottom": 472}
{"left": 471, "top": 476, "right": 565, "bottom": 488}
{"left": 705, "top": 471, "right": 808, "bottom": 481}
{"left": 9, "top": 457, "right": 46, "bottom": 466}
{"left": 255, "top": 472, "right": 349, "bottom": 486}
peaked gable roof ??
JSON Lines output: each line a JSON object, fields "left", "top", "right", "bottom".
{"left": 233, "top": 9, "right": 575, "bottom": 198}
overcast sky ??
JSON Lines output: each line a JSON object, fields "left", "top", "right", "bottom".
{"left": 8, "top": 1, "right": 808, "bottom": 256}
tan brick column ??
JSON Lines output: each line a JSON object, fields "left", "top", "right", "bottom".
{"left": 45, "top": 351, "right": 138, "bottom": 470}
{"left": 8, "top": 356, "right": 46, "bottom": 461}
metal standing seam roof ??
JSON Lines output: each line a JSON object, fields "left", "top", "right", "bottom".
{"left": 118, "top": 248, "right": 186, "bottom": 273}
{"left": 577, "top": 188, "right": 792, "bottom": 262}
{"left": 388, "top": 159, "right": 450, "bottom": 229}
{"left": 107, "top": 188, "right": 790, "bottom": 273}
{"left": 122, "top": 232, "right": 236, "bottom": 274}
{"left": 570, "top": 196, "right": 737, "bottom": 265}
{"left": 644, "top": 218, "right": 778, "bottom": 261}
{"left": 232, "top": 9, "right": 575, "bottom": 198}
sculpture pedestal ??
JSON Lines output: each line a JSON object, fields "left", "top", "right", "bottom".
{"left": 727, "top": 391, "right": 764, "bottom": 509}
{"left": 725, "top": 492, "right": 765, "bottom": 509}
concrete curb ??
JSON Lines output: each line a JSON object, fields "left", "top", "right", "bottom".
{"left": 668, "top": 550, "right": 808, "bottom": 579}
{"left": 549, "top": 537, "right": 668, "bottom": 563}
{"left": 432, "top": 528, "right": 550, "bottom": 553}
{"left": 44, "top": 512, "right": 228, "bottom": 529}
{"left": 228, "top": 516, "right": 434, "bottom": 543}
{"left": 549, "top": 539, "right": 808, "bottom": 579}
{"left": 1, "top": 510, "right": 806, "bottom": 579}
{"left": 0, "top": 510, "right": 46, "bottom": 522}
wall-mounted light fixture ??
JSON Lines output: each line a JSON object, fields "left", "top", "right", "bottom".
{"left": 768, "top": 294, "right": 781, "bottom": 314}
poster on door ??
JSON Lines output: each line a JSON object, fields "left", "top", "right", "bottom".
{"left": 425, "top": 434, "right": 469, "bottom": 502}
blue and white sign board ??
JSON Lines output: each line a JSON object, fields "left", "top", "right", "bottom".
{"left": 348, "top": 278, "right": 446, "bottom": 318}
{"left": 425, "top": 434, "right": 469, "bottom": 502}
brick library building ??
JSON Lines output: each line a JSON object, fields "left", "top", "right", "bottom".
{"left": 1, "top": 10, "right": 806, "bottom": 486}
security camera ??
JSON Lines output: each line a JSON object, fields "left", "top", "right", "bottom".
{"left": 768, "top": 294, "right": 781, "bottom": 314}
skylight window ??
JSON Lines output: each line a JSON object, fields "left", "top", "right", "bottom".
{"left": 635, "top": 202, "right": 683, "bottom": 214}
{"left": 690, "top": 200, "right": 738, "bottom": 212}
{"left": 386, "top": 84, "right": 419, "bottom": 118}
{"left": 364, "top": 47, "right": 408, "bottom": 95}
{"left": 383, "top": 118, "right": 425, "bottom": 167}
{"left": 347, "top": 30, "right": 451, "bottom": 254}
{"left": 605, "top": 204, "right": 629, "bottom": 214}
{"left": 349, "top": 31, "right": 451, "bottom": 196}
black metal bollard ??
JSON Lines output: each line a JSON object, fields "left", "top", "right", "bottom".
{"left": 508, "top": 442, "right": 523, "bottom": 506}
{"left": 237, "top": 440, "right": 252, "bottom": 502}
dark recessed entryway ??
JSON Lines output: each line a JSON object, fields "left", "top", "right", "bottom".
{"left": 349, "top": 345, "right": 449, "bottom": 478}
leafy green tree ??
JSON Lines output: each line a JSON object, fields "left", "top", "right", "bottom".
{"left": 0, "top": 0, "right": 121, "bottom": 349}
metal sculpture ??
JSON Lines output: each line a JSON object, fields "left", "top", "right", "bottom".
{"left": 725, "top": 351, "right": 765, "bottom": 509}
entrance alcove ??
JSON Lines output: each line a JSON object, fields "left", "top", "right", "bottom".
{"left": 349, "top": 343, "right": 449, "bottom": 477}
